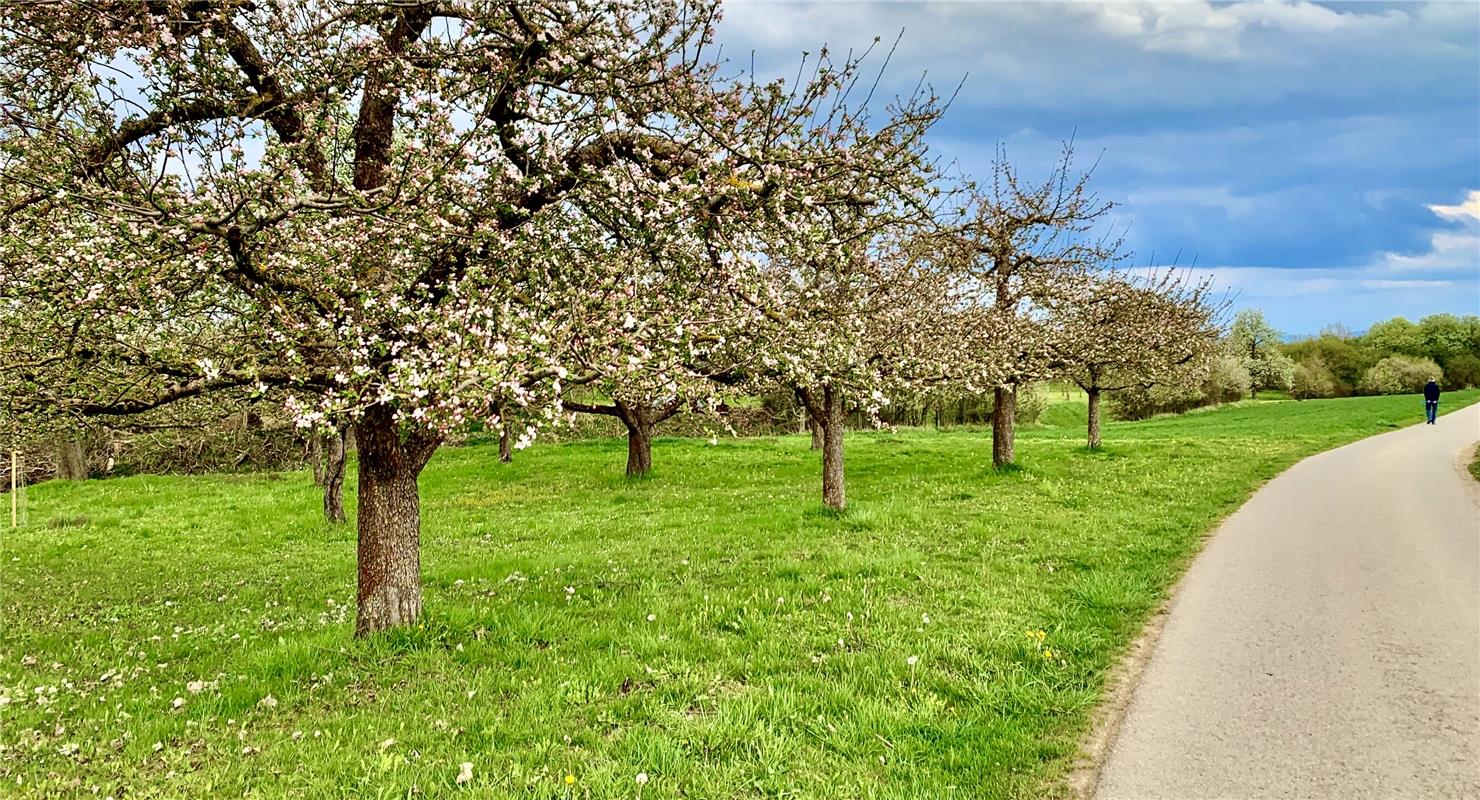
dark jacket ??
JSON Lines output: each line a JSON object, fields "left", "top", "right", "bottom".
{"left": 1424, "top": 381, "right": 1440, "bottom": 402}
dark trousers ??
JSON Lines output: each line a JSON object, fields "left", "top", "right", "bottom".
{"left": 1425, "top": 400, "right": 1438, "bottom": 424}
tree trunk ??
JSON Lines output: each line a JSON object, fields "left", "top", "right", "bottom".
{"left": 1087, "top": 388, "right": 1103, "bottom": 450}
{"left": 323, "top": 426, "right": 348, "bottom": 523}
{"left": 624, "top": 419, "right": 655, "bottom": 477}
{"left": 498, "top": 424, "right": 512, "bottom": 463}
{"left": 55, "top": 439, "right": 87, "bottom": 480}
{"left": 992, "top": 385, "right": 1017, "bottom": 467}
{"left": 354, "top": 405, "right": 434, "bottom": 636}
{"left": 809, "top": 418, "right": 823, "bottom": 450}
{"left": 820, "top": 386, "right": 846, "bottom": 510}
{"left": 310, "top": 434, "right": 325, "bottom": 485}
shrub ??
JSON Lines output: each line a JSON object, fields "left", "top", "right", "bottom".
{"left": 1444, "top": 354, "right": 1480, "bottom": 389}
{"left": 1202, "top": 354, "right": 1252, "bottom": 404}
{"left": 1015, "top": 386, "right": 1048, "bottom": 425}
{"left": 1359, "top": 356, "right": 1442, "bottom": 395}
{"left": 1108, "top": 354, "right": 1249, "bottom": 421}
{"left": 1290, "top": 358, "right": 1337, "bottom": 400}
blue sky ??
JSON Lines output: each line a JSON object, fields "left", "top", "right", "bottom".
{"left": 714, "top": 0, "right": 1480, "bottom": 335}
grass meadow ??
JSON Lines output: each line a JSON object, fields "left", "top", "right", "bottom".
{"left": 3, "top": 390, "right": 1476, "bottom": 799}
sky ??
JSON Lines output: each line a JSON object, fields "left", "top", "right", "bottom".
{"left": 712, "top": 0, "right": 1480, "bottom": 336}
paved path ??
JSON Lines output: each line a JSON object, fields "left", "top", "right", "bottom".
{"left": 1096, "top": 402, "right": 1480, "bottom": 800}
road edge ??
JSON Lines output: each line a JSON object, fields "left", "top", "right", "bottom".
{"left": 1062, "top": 601, "right": 1172, "bottom": 800}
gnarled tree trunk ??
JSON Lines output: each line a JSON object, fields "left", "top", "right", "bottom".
{"left": 992, "top": 384, "right": 1016, "bottom": 467}
{"left": 498, "top": 424, "right": 512, "bottom": 463}
{"left": 622, "top": 413, "right": 656, "bottom": 477}
{"left": 322, "top": 425, "right": 349, "bottom": 523}
{"left": 354, "top": 405, "right": 438, "bottom": 636}
{"left": 565, "top": 397, "right": 681, "bottom": 477}
{"left": 1087, "top": 388, "right": 1103, "bottom": 450}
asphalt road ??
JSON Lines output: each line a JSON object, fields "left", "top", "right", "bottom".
{"left": 1095, "top": 401, "right": 1480, "bottom": 800}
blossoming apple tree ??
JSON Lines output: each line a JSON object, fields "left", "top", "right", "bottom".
{"left": 1047, "top": 269, "right": 1224, "bottom": 448}
{"left": 943, "top": 143, "right": 1120, "bottom": 467}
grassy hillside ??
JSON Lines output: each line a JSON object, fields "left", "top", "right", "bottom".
{"left": 3, "top": 390, "right": 1475, "bottom": 799}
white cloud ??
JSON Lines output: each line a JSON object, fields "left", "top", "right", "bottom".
{"left": 1430, "top": 189, "right": 1480, "bottom": 224}
{"left": 1077, "top": 1, "right": 1408, "bottom": 61}
{"left": 1381, "top": 189, "right": 1480, "bottom": 273}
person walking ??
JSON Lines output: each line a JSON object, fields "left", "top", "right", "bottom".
{"left": 1423, "top": 379, "right": 1440, "bottom": 424}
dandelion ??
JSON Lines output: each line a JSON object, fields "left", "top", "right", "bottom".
{"left": 636, "top": 772, "right": 649, "bottom": 785}
{"left": 645, "top": 614, "right": 655, "bottom": 623}
{"left": 456, "top": 762, "right": 474, "bottom": 785}
{"left": 906, "top": 655, "right": 919, "bottom": 667}
{"left": 921, "top": 613, "right": 931, "bottom": 625}
{"left": 565, "top": 774, "right": 576, "bottom": 785}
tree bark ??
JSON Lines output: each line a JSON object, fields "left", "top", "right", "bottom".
{"left": 310, "top": 434, "right": 325, "bottom": 485}
{"left": 992, "top": 384, "right": 1017, "bottom": 467}
{"left": 809, "top": 418, "right": 823, "bottom": 450}
{"left": 354, "top": 405, "right": 437, "bottom": 636}
{"left": 820, "top": 386, "right": 846, "bottom": 510}
{"left": 1087, "top": 388, "right": 1103, "bottom": 450}
{"left": 800, "top": 385, "right": 846, "bottom": 510}
{"left": 56, "top": 439, "right": 87, "bottom": 480}
{"left": 322, "top": 426, "right": 348, "bottom": 523}
{"left": 498, "top": 424, "right": 512, "bottom": 463}
{"left": 623, "top": 417, "right": 655, "bottom": 477}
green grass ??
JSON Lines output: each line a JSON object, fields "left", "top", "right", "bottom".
{"left": 4, "top": 390, "right": 1476, "bottom": 799}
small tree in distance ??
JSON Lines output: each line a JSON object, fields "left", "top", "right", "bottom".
{"left": 1050, "top": 269, "right": 1223, "bottom": 448}
{"left": 1228, "top": 309, "right": 1295, "bottom": 399}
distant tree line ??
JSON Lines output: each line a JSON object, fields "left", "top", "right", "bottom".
{"left": 1284, "top": 314, "right": 1480, "bottom": 399}
{"left": 1109, "top": 309, "right": 1480, "bottom": 420}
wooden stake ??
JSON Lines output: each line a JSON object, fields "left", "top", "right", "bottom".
{"left": 9, "top": 450, "right": 16, "bottom": 528}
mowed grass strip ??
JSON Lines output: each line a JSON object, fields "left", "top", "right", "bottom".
{"left": 3, "top": 391, "right": 1475, "bottom": 799}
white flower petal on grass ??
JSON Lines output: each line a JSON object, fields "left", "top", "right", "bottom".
{"left": 456, "top": 762, "right": 474, "bottom": 785}
{"left": 379, "top": 738, "right": 396, "bottom": 751}
{"left": 258, "top": 694, "right": 277, "bottom": 709}
{"left": 171, "top": 697, "right": 185, "bottom": 710}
